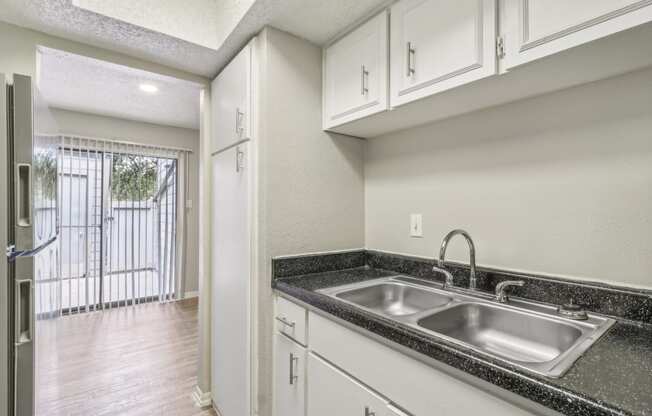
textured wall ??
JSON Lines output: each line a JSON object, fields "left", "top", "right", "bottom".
{"left": 255, "top": 27, "right": 365, "bottom": 415}
{"left": 365, "top": 67, "right": 652, "bottom": 289}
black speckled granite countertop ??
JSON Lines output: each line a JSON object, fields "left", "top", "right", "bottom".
{"left": 273, "top": 267, "right": 652, "bottom": 416}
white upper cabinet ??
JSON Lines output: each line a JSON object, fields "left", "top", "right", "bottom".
{"left": 390, "top": 0, "right": 498, "bottom": 107}
{"left": 323, "top": 10, "right": 389, "bottom": 129}
{"left": 502, "top": 0, "right": 652, "bottom": 70}
{"left": 211, "top": 43, "right": 252, "bottom": 153}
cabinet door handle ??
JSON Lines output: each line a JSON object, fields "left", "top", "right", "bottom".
{"left": 361, "top": 65, "right": 369, "bottom": 95}
{"left": 275, "top": 316, "right": 295, "bottom": 328}
{"left": 235, "top": 107, "right": 245, "bottom": 137}
{"left": 365, "top": 406, "right": 376, "bottom": 416}
{"left": 235, "top": 146, "right": 245, "bottom": 172}
{"left": 289, "top": 353, "right": 299, "bottom": 385}
{"left": 406, "top": 42, "right": 416, "bottom": 77}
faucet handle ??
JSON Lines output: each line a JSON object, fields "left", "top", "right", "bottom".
{"left": 432, "top": 265, "right": 454, "bottom": 289}
{"left": 495, "top": 280, "right": 525, "bottom": 303}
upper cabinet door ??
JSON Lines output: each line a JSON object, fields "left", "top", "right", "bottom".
{"left": 390, "top": 0, "right": 498, "bottom": 107}
{"left": 212, "top": 44, "right": 252, "bottom": 153}
{"left": 502, "top": 0, "right": 652, "bottom": 70}
{"left": 323, "top": 10, "right": 389, "bottom": 130}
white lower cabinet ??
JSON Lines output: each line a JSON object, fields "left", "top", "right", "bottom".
{"left": 307, "top": 353, "right": 393, "bottom": 416}
{"left": 274, "top": 298, "right": 538, "bottom": 416}
{"left": 308, "top": 311, "right": 537, "bottom": 416}
{"left": 274, "top": 333, "right": 306, "bottom": 416}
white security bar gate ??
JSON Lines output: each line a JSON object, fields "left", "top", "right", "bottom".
{"left": 36, "top": 136, "right": 189, "bottom": 316}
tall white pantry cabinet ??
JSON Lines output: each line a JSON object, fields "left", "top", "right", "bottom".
{"left": 210, "top": 40, "right": 255, "bottom": 416}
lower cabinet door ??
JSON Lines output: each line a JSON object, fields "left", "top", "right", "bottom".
{"left": 307, "top": 352, "right": 391, "bottom": 416}
{"left": 275, "top": 333, "right": 306, "bottom": 416}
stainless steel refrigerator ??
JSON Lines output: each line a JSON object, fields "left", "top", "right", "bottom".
{"left": 1, "top": 73, "right": 59, "bottom": 416}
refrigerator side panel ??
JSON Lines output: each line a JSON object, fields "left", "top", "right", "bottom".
{"left": 11, "top": 74, "right": 34, "bottom": 252}
{"left": 1, "top": 73, "right": 11, "bottom": 416}
{"left": 13, "top": 254, "right": 34, "bottom": 416}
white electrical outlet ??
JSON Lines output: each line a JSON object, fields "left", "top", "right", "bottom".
{"left": 410, "top": 214, "right": 423, "bottom": 237}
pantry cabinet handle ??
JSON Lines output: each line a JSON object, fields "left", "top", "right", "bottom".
{"left": 365, "top": 406, "right": 375, "bottom": 416}
{"left": 235, "top": 146, "right": 245, "bottom": 172}
{"left": 406, "top": 42, "right": 415, "bottom": 77}
{"left": 361, "top": 65, "right": 369, "bottom": 95}
{"left": 289, "top": 353, "right": 299, "bottom": 385}
{"left": 235, "top": 107, "right": 245, "bottom": 137}
{"left": 275, "top": 316, "right": 295, "bottom": 328}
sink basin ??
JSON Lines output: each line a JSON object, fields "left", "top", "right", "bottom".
{"left": 336, "top": 282, "right": 452, "bottom": 316}
{"left": 418, "top": 303, "right": 583, "bottom": 363}
{"left": 318, "top": 276, "right": 615, "bottom": 377}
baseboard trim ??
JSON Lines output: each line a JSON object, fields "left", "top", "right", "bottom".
{"left": 191, "top": 385, "right": 212, "bottom": 408}
{"left": 184, "top": 291, "right": 199, "bottom": 299}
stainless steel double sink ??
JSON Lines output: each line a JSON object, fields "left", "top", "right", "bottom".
{"left": 317, "top": 276, "right": 615, "bottom": 378}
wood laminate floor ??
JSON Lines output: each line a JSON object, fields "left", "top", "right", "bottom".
{"left": 36, "top": 298, "right": 215, "bottom": 416}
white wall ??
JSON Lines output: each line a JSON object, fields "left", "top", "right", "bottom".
{"left": 365, "top": 67, "right": 652, "bottom": 289}
{"left": 255, "top": 27, "right": 365, "bottom": 415}
{"left": 50, "top": 108, "right": 201, "bottom": 293}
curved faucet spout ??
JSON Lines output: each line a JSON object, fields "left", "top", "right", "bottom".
{"left": 437, "top": 229, "right": 477, "bottom": 290}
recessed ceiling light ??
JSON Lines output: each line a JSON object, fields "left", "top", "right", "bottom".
{"left": 139, "top": 84, "right": 158, "bottom": 93}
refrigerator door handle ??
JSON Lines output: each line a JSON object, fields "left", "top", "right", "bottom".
{"left": 15, "top": 163, "right": 32, "bottom": 227}
{"left": 15, "top": 278, "right": 33, "bottom": 346}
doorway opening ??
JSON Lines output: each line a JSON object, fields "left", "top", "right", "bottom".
{"left": 30, "top": 45, "right": 207, "bottom": 416}
{"left": 36, "top": 138, "right": 182, "bottom": 318}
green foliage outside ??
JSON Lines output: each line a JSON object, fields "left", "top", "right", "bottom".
{"left": 111, "top": 154, "right": 158, "bottom": 201}
{"left": 34, "top": 150, "right": 58, "bottom": 200}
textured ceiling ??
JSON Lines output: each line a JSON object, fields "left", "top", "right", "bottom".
{"left": 72, "top": 0, "right": 255, "bottom": 50}
{"left": 37, "top": 47, "right": 202, "bottom": 129}
{"left": 0, "top": 0, "right": 390, "bottom": 78}
{"left": 0, "top": 0, "right": 223, "bottom": 77}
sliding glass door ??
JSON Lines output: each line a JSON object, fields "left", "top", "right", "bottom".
{"left": 35, "top": 138, "right": 182, "bottom": 317}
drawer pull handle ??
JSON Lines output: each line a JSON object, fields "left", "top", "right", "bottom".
{"left": 365, "top": 406, "right": 375, "bottom": 416}
{"left": 289, "top": 353, "right": 299, "bottom": 385}
{"left": 275, "top": 316, "right": 295, "bottom": 328}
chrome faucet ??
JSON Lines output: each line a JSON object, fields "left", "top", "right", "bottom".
{"left": 495, "top": 280, "right": 525, "bottom": 303}
{"left": 437, "top": 229, "right": 477, "bottom": 290}
{"left": 432, "top": 264, "right": 454, "bottom": 289}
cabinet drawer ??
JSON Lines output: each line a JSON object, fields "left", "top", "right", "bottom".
{"left": 275, "top": 297, "right": 308, "bottom": 345}
{"left": 309, "top": 311, "right": 535, "bottom": 416}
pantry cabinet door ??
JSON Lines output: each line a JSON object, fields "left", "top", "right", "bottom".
{"left": 211, "top": 44, "right": 251, "bottom": 153}
{"left": 323, "top": 10, "right": 389, "bottom": 129}
{"left": 502, "top": 0, "right": 652, "bottom": 70}
{"left": 390, "top": 0, "right": 498, "bottom": 107}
